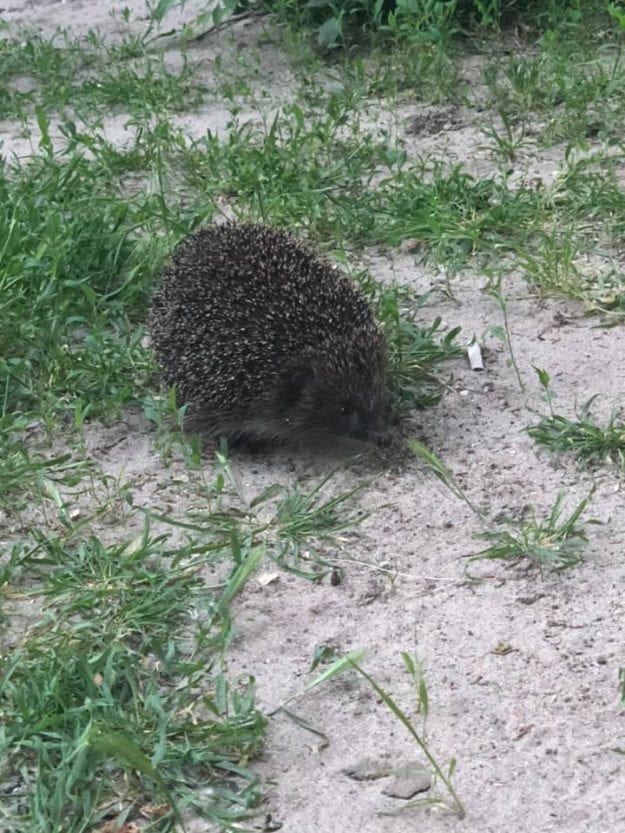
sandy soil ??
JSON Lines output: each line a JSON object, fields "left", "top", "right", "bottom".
{"left": 2, "top": 2, "right": 625, "bottom": 832}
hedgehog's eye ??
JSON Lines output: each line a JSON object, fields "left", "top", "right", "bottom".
{"left": 340, "top": 404, "right": 352, "bottom": 416}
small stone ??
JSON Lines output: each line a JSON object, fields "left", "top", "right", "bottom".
{"left": 257, "top": 572, "right": 279, "bottom": 587}
{"left": 382, "top": 773, "right": 432, "bottom": 799}
{"left": 261, "top": 815, "right": 283, "bottom": 832}
{"left": 518, "top": 594, "right": 545, "bottom": 606}
{"left": 343, "top": 758, "right": 389, "bottom": 781}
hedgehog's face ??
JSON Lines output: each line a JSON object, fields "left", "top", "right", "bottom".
{"left": 322, "top": 393, "right": 391, "bottom": 442}
{"left": 280, "top": 335, "right": 390, "bottom": 443}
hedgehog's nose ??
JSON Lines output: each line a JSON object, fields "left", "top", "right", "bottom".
{"left": 353, "top": 428, "right": 391, "bottom": 446}
{"left": 349, "top": 411, "right": 390, "bottom": 444}
{"left": 373, "top": 431, "right": 392, "bottom": 447}
{"left": 348, "top": 411, "right": 369, "bottom": 439}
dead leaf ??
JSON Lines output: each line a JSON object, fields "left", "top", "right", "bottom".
{"left": 492, "top": 641, "right": 515, "bottom": 655}
{"left": 140, "top": 803, "right": 170, "bottom": 819}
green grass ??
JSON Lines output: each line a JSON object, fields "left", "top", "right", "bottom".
{"left": 180, "top": 110, "right": 551, "bottom": 261}
{"left": 527, "top": 407, "right": 625, "bottom": 470}
{"left": 527, "top": 370, "right": 625, "bottom": 471}
{"left": 153, "top": 460, "right": 373, "bottom": 578}
{"left": 1, "top": 525, "right": 266, "bottom": 830}
{"left": 251, "top": 0, "right": 614, "bottom": 50}
{"left": 482, "top": 40, "right": 625, "bottom": 145}
{"left": 0, "top": 423, "right": 91, "bottom": 512}
{"left": 0, "top": 29, "right": 207, "bottom": 119}
{"left": 467, "top": 491, "right": 595, "bottom": 572}
{"left": 0, "top": 146, "right": 160, "bottom": 421}
{"left": 271, "top": 471, "right": 371, "bottom": 571}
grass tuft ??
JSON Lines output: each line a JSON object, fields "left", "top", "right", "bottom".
{"left": 527, "top": 408, "right": 625, "bottom": 470}
{"left": 528, "top": 369, "right": 625, "bottom": 471}
{"left": 468, "top": 491, "right": 595, "bottom": 572}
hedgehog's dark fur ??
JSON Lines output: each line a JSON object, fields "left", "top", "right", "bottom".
{"left": 148, "top": 222, "right": 388, "bottom": 446}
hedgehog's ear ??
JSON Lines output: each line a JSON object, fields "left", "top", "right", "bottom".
{"left": 280, "top": 365, "right": 315, "bottom": 408}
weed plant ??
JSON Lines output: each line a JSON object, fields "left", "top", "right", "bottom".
{"left": 527, "top": 405, "right": 625, "bottom": 471}
{"left": 527, "top": 369, "right": 625, "bottom": 471}
{"left": 483, "top": 38, "right": 625, "bottom": 145}
{"left": 249, "top": 0, "right": 614, "bottom": 50}
{"left": 468, "top": 491, "right": 594, "bottom": 571}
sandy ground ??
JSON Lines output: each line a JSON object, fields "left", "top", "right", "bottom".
{"left": 2, "top": 2, "right": 625, "bottom": 832}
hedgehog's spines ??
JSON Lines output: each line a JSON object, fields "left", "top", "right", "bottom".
{"left": 148, "top": 222, "right": 389, "bottom": 445}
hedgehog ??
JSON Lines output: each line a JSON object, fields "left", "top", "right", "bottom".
{"left": 148, "top": 222, "right": 389, "bottom": 447}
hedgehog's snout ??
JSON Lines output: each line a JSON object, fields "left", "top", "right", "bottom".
{"left": 341, "top": 397, "right": 390, "bottom": 443}
{"left": 347, "top": 409, "right": 375, "bottom": 440}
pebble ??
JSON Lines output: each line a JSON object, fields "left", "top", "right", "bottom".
{"left": 343, "top": 758, "right": 389, "bottom": 782}
{"left": 382, "top": 773, "right": 432, "bottom": 799}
